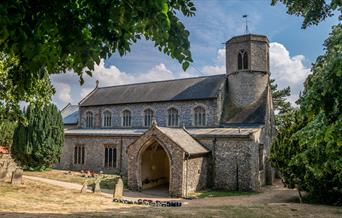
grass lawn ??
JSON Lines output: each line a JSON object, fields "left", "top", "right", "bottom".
{"left": 24, "top": 169, "right": 121, "bottom": 189}
{"left": 1, "top": 179, "right": 342, "bottom": 217}
{"left": 189, "top": 190, "right": 258, "bottom": 198}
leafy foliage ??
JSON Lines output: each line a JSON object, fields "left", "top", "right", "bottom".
{"left": 271, "top": 0, "right": 341, "bottom": 28}
{"left": 270, "top": 24, "right": 342, "bottom": 204}
{"left": 270, "top": 79, "right": 292, "bottom": 127}
{"left": 0, "top": 0, "right": 196, "bottom": 118}
{"left": 11, "top": 103, "right": 64, "bottom": 169}
{"left": 0, "top": 53, "right": 54, "bottom": 121}
{"left": 0, "top": 119, "right": 16, "bottom": 148}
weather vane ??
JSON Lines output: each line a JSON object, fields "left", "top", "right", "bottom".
{"left": 243, "top": 14, "right": 249, "bottom": 34}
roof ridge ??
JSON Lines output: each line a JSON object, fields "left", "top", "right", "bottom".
{"left": 97, "top": 74, "right": 226, "bottom": 90}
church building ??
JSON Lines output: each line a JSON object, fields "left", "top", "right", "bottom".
{"left": 58, "top": 34, "right": 276, "bottom": 197}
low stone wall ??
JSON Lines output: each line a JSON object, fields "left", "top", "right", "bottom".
{"left": 0, "top": 154, "right": 18, "bottom": 179}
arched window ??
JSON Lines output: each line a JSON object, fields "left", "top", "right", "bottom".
{"left": 85, "top": 111, "right": 94, "bottom": 128}
{"left": 167, "top": 108, "right": 179, "bottom": 127}
{"left": 122, "top": 110, "right": 131, "bottom": 127}
{"left": 144, "top": 109, "right": 154, "bottom": 127}
{"left": 238, "top": 49, "right": 248, "bottom": 70}
{"left": 102, "top": 110, "right": 112, "bottom": 127}
{"left": 194, "top": 106, "right": 206, "bottom": 126}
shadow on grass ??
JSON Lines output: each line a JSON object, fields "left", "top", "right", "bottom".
{"left": 189, "top": 190, "right": 259, "bottom": 198}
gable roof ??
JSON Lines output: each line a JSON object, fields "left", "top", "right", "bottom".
{"left": 61, "top": 103, "right": 79, "bottom": 125}
{"left": 157, "top": 126, "right": 209, "bottom": 155}
{"left": 126, "top": 124, "right": 209, "bottom": 156}
{"left": 80, "top": 74, "right": 226, "bottom": 106}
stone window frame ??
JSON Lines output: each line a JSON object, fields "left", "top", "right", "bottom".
{"left": 143, "top": 107, "right": 154, "bottom": 127}
{"left": 103, "top": 144, "right": 118, "bottom": 168}
{"left": 74, "top": 144, "right": 86, "bottom": 165}
{"left": 85, "top": 110, "right": 94, "bottom": 128}
{"left": 166, "top": 106, "right": 180, "bottom": 127}
{"left": 102, "top": 109, "right": 112, "bottom": 128}
{"left": 237, "top": 49, "right": 248, "bottom": 70}
{"left": 121, "top": 108, "right": 132, "bottom": 127}
{"left": 192, "top": 104, "right": 207, "bottom": 127}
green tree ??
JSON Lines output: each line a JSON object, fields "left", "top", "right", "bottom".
{"left": 0, "top": 0, "right": 195, "bottom": 118}
{"left": 12, "top": 103, "right": 64, "bottom": 169}
{"left": 270, "top": 0, "right": 342, "bottom": 203}
{"left": 0, "top": 119, "right": 16, "bottom": 148}
{"left": 271, "top": 0, "right": 341, "bottom": 28}
{"left": 270, "top": 79, "right": 292, "bottom": 127}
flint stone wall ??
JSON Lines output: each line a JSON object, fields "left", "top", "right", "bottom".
{"left": 183, "top": 156, "right": 208, "bottom": 195}
{"left": 78, "top": 99, "right": 219, "bottom": 129}
{"left": 213, "top": 137, "right": 260, "bottom": 191}
{"left": 58, "top": 135, "right": 137, "bottom": 174}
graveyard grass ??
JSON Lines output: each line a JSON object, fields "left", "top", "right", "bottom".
{"left": 1, "top": 179, "right": 342, "bottom": 217}
{"left": 24, "top": 169, "right": 119, "bottom": 189}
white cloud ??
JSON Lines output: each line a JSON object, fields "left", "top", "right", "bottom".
{"left": 53, "top": 83, "right": 72, "bottom": 104}
{"left": 270, "top": 42, "right": 310, "bottom": 85}
{"left": 51, "top": 61, "right": 180, "bottom": 108}
{"left": 202, "top": 48, "right": 226, "bottom": 75}
{"left": 269, "top": 42, "right": 311, "bottom": 106}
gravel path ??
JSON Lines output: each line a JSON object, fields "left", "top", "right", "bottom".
{"left": 24, "top": 175, "right": 299, "bottom": 206}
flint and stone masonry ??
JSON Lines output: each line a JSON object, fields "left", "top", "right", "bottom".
{"left": 59, "top": 34, "right": 276, "bottom": 197}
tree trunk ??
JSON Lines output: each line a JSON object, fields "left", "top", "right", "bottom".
{"left": 297, "top": 187, "right": 303, "bottom": 204}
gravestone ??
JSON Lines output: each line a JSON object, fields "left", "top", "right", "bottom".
{"left": 81, "top": 180, "right": 88, "bottom": 193}
{"left": 0, "top": 167, "right": 7, "bottom": 182}
{"left": 11, "top": 168, "right": 23, "bottom": 186}
{"left": 113, "top": 177, "right": 124, "bottom": 199}
{"left": 93, "top": 177, "right": 101, "bottom": 193}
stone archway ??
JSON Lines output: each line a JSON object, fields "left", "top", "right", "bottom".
{"left": 138, "top": 141, "right": 171, "bottom": 192}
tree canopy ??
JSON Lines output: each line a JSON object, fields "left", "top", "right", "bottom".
{"left": 0, "top": 0, "right": 195, "bottom": 119}
{"left": 11, "top": 103, "right": 64, "bottom": 169}
{"left": 272, "top": 0, "right": 341, "bottom": 28}
{"left": 0, "top": 118, "right": 16, "bottom": 148}
{"left": 270, "top": 79, "right": 293, "bottom": 129}
{"left": 270, "top": 16, "right": 341, "bottom": 204}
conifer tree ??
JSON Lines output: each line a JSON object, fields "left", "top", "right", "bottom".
{"left": 12, "top": 103, "right": 64, "bottom": 169}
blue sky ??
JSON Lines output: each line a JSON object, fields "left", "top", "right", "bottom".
{"left": 51, "top": 0, "right": 340, "bottom": 108}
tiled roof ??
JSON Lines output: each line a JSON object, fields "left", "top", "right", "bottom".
{"left": 157, "top": 126, "right": 209, "bottom": 155}
{"left": 80, "top": 74, "right": 226, "bottom": 106}
{"left": 61, "top": 103, "right": 79, "bottom": 125}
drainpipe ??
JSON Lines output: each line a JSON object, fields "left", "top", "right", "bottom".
{"left": 185, "top": 153, "right": 191, "bottom": 198}
{"left": 119, "top": 136, "right": 123, "bottom": 174}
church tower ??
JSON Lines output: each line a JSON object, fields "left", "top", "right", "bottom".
{"left": 223, "top": 34, "right": 271, "bottom": 124}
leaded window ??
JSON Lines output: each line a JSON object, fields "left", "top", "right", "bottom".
{"left": 103, "top": 110, "right": 112, "bottom": 127}
{"left": 168, "top": 108, "right": 179, "bottom": 127}
{"left": 74, "top": 145, "right": 85, "bottom": 165}
{"left": 104, "top": 146, "right": 117, "bottom": 168}
{"left": 85, "top": 111, "right": 94, "bottom": 128}
{"left": 238, "top": 49, "right": 248, "bottom": 70}
{"left": 144, "top": 109, "right": 154, "bottom": 127}
{"left": 122, "top": 110, "right": 131, "bottom": 127}
{"left": 194, "top": 106, "right": 206, "bottom": 126}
